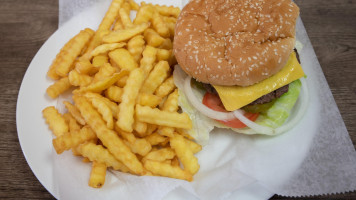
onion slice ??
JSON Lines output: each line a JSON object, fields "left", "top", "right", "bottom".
{"left": 233, "top": 110, "right": 275, "bottom": 134}
{"left": 183, "top": 76, "right": 236, "bottom": 121}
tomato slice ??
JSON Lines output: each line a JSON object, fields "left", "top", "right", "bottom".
{"left": 202, "top": 92, "right": 259, "bottom": 128}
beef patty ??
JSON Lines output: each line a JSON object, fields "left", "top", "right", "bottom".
{"left": 202, "top": 83, "right": 289, "bottom": 105}
{"left": 201, "top": 49, "right": 301, "bottom": 106}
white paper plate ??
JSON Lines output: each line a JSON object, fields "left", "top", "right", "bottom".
{"left": 17, "top": 1, "right": 320, "bottom": 199}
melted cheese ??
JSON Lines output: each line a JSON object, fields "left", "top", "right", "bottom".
{"left": 213, "top": 52, "right": 304, "bottom": 111}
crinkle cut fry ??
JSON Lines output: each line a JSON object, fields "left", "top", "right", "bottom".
{"left": 89, "top": 161, "right": 107, "bottom": 188}
{"left": 42, "top": 106, "right": 68, "bottom": 137}
{"left": 77, "top": 142, "right": 129, "bottom": 172}
{"left": 73, "top": 95, "right": 143, "bottom": 175}
{"left": 52, "top": 126, "right": 96, "bottom": 154}
{"left": 55, "top": 28, "right": 95, "bottom": 77}
{"left": 85, "top": 0, "right": 124, "bottom": 54}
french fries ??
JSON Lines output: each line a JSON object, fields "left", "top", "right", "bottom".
{"left": 127, "top": 35, "right": 145, "bottom": 63}
{"left": 109, "top": 48, "right": 138, "bottom": 71}
{"left": 140, "top": 61, "right": 170, "bottom": 94}
{"left": 56, "top": 29, "right": 94, "bottom": 77}
{"left": 42, "top": 106, "right": 68, "bottom": 137}
{"left": 136, "top": 105, "right": 192, "bottom": 129}
{"left": 46, "top": 77, "right": 71, "bottom": 99}
{"left": 89, "top": 161, "right": 107, "bottom": 188}
{"left": 74, "top": 96, "right": 144, "bottom": 175}
{"left": 144, "top": 160, "right": 192, "bottom": 181}
{"left": 103, "top": 23, "right": 150, "bottom": 43}
{"left": 43, "top": 0, "right": 202, "bottom": 187}
{"left": 52, "top": 125, "right": 97, "bottom": 154}
{"left": 117, "top": 68, "right": 144, "bottom": 132}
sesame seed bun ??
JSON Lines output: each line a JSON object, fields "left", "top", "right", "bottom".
{"left": 173, "top": 0, "right": 300, "bottom": 86}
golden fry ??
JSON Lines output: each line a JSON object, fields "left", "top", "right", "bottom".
{"left": 92, "top": 54, "right": 109, "bottom": 68}
{"left": 175, "top": 128, "right": 194, "bottom": 140}
{"left": 124, "top": 138, "right": 151, "bottom": 156}
{"left": 140, "top": 45, "right": 157, "bottom": 79}
{"left": 90, "top": 97, "right": 114, "bottom": 129}
{"left": 103, "top": 23, "right": 150, "bottom": 43}
{"left": 109, "top": 48, "right": 138, "bottom": 71}
{"left": 98, "top": 0, "right": 124, "bottom": 31}
{"left": 171, "top": 156, "right": 179, "bottom": 167}
{"left": 133, "top": 5, "right": 154, "bottom": 25}
{"left": 74, "top": 96, "right": 143, "bottom": 174}
{"left": 162, "top": 89, "right": 178, "bottom": 112}
{"left": 156, "top": 49, "right": 171, "bottom": 62}
{"left": 136, "top": 105, "right": 192, "bottom": 129}
{"left": 113, "top": 18, "right": 124, "bottom": 31}
{"left": 144, "top": 28, "right": 165, "bottom": 47}
{"left": 77, "top": 142, "right": 129, "bottom": 172}
{"left": 127, "top": 35, "right": 145, "bottom": 63}
{"left": 133, "top": 121, "right": 148, "bottom": 136}
{"left": 136, "top": 93, "right": 162, "bottom": 108}
{"left": 93, "top": 63, "right": 117, "bottom": 83}
{"left": 68, "top": 70, "right": 93, "bottom": 87}
{"left": 82, "top": 92, "right": 119, "bottom": 118}
{"left": 63, "top": 101, "right": 86, "bottom": 125}
{"left": 141, "top": 61, "right": 170, "bottom": 94}
{"left": 90, "top": 43, "right": 126, "bottom": 58}
{"left": 119, "top": 8, "right": 133, "bottom": 28}
{"left": 83, "top": 0, "right": 123, "bottom": 52}
{"left": 75, "top": 60, "right": 98, "bottom": 75}
{"left": 42, "top": 106, "right": 68, "bottom": 137}
{"left": 142, "top": 148, "right": 175, "bottom": 163}
{"left": 170, "top": 134, "right": 199, "bottom": 175}
{"left": 105, "top": 85, "right": 123, "bottom": 102}
{"left": 53, "top": 125, "right": 97, "bottom": 154}
{"left": 145, "top": 132, "right": 167, "bottom": 146}
{"left": 122, "top": 1, "right": 131, "bottom": 13}
{"left": 76, "top": 71, "right": 128, "bottom": 93}
{"left": 153, "top": 4, "right": 180, "bottom": 18}
{"left": 115, "top": 125, "right": 136, "bottom": 143}
{"left": 158, "top": 38, "right": 173, "bottom": 50}
{"left": 47, "top": 36, "right": 76, "bottom": 80}
{"left": 116, "top": 75, "right": 128, "bottom": 87}
{"left": 146, "top": 124, "right": 158, "bottom": 135}
{"left": 144, "top": 160, "right": 192, "bottom": 181}
{"left": 186, "top": 138, "right": 202, "bottom": 154}
{"left": 89, "top": 161, "right": 107, "bottom": 188}
{"left": 56, "top": 29, "right": 94, "bottom": 77}
{"left": 117, "top": 68, "right": 145, "bottom": 132}
{"left": 46, "top": 77, "right": 72, "bottom": 99}
{"left": 151, "top": 11, "right": 170, "bottom": 38}
{"left": 127, "top": 0, "right": 139, "bottom": 11}
{"left": 155, "top": 76, "right": 175, "bottom": 98}
{"left": 157, "top": 89, "right": 178, "bottom": 137}
{"left": 63, "top": 113, "right": 81, "bottom": 132}
{"left": 157, "top": 126, "right": 174, "bottom": 138}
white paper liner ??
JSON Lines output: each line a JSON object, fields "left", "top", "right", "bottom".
{"left": 54, "top": 0, "right": 356, "bottom": 199}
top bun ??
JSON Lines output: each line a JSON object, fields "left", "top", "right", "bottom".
{"left": 173, "top": 0, "right": 299, "bottom": 86}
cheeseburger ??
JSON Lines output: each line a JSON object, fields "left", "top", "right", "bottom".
{"left": 173, "top": 0, "right": 307, "bottom": 136}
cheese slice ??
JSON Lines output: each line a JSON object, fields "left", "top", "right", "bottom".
{"left": 213, "top": 52, "right": 304, "bottom": 111}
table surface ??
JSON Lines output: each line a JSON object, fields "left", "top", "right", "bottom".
{"left": 0, "top": 0, "right": 355, "bottom": 199}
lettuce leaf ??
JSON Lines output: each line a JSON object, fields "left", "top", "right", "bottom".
{"left": 253, "top": 79, "right": 302, "bottom": 128}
